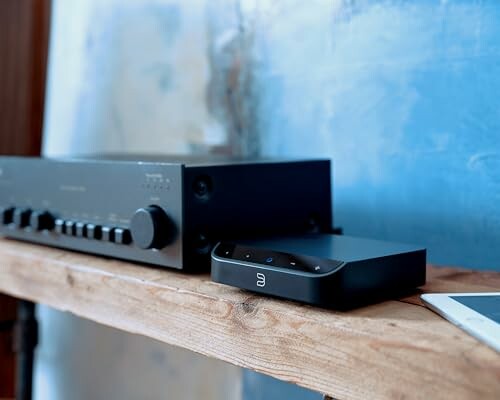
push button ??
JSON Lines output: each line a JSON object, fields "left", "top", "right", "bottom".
{"left": 215, "top": 243, "right": 234, "bottom": 258}
{"left": 75, "top": 222, "right": 86, "bottom": 237}
{"left": 101, "top": 226, "right": 115, "bottom": 242}
{"left": 306, "top": 259, "right": 343, "bottom": 274}
{"left": 64, "top": 221, "right": 76, "bottom": 235}
{"left": 1, "top": 207, "right": 14, "bottom": 225}
{"left": 85, "top": 224, "right": 102, "bottom": 240}
{"left": 114, "top": 228, "right": 132, "bottom": 245}
{"left": 30, "top": 211, "right": 55, "bottom": 231}
{"left": 54, "top": 219, "right": 65, "bottom": 234}
{"left": 13, "top": 208, "right": 31, "bottom": 228}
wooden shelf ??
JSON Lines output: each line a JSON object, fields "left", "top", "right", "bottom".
{"left": 0, "top": 238, "right": 498, "bottom": 399}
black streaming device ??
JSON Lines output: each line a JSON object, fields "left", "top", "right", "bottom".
{"left": 0, "top": 155, "right": 332, "bottom": 271}
{"left": 211, "top": 235, "right": 426, "bottom": 308}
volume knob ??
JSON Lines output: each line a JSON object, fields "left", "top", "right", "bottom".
{"left": 130, "top": 206, "right": 174, "bottom": 249}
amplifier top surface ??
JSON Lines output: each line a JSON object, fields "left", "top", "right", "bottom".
{"left": 1, "top": 154, "right": 330, "bottom": 168}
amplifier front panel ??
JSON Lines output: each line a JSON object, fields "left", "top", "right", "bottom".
{"left": 0, "top": 158, "right": 184, "bottom": 269}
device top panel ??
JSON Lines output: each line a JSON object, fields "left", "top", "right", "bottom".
{"left": 229, "top": 234, "right": 425, "bottom": 263}
{"left": 0, "top": 155, "right": 330, "bottom": 168}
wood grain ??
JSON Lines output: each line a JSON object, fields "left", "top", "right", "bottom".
{"left": 0, "top": 239, "right": 498, "bottom": 400}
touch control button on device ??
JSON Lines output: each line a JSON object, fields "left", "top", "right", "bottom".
{"left": 305, "top": 259, "right": 343, "bottom": 274}
{"left": 13, "top": 208, "right": 31, "bottom": 228}
{"left": 30, "top": 211, "right": 55, "bottom": 231}
{"left": 114, "top": 228, "right": 132, "bottom": 245}
{"left": 85, "top": 224, "right": 102, "bottom": 240}
{"left": 54, "top": 219, "right": 65, "bottom": 234}
{"left": 101, "top": 226, "right": 115, "bottom": 242}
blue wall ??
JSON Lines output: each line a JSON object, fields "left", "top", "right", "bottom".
{"left": 253, "top": 0, "right": 500, "bottom": 270}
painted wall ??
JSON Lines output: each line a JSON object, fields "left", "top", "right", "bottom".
{"left": 250, "top": 0, "right": 500, "bottom": 270}
{"left": 39, "top": 0, "right": 500, "bottom": 399}
{"left": 43, "top": 0, "right": 227, "bottom": 156}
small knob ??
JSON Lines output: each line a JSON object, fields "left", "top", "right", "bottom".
{"left": 30, "top": 211, "right": 55, "bottom": 231}
{"left": 13, "top": 208, "right": 32, "bottom": 228}
{"left": 130, "top": 206, "right": 174, "bottom": 249}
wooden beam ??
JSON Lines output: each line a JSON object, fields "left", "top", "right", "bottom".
{"left": 0, "top": 239, "right": 498, "bottom": 400}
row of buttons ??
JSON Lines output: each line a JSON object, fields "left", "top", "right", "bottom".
{"left": 54, "top": 219, "right": 132, "bottom": 245}
{"left": 1, "top": 207, "right": 49, "bottom": 229}
{"left": 1, "top": 207, "right": 132, "bottom": 245}
{"left": 224, "top": 244, "right": 343, "bottom": 274}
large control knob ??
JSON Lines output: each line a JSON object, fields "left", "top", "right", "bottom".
{"left": 130, "top": 206, "right": 174, "bottom": 249}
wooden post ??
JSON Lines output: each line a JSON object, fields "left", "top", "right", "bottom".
{"left": 0, "top": 295, "right": 17, "bottom": 399}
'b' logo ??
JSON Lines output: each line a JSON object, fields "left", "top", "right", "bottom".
{"left": 256, "top": 272, "right": 266, "bottom": 287}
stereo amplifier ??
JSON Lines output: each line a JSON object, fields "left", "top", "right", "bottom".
{"left": 0, "top": 156, "right": 332, "bottom": 271}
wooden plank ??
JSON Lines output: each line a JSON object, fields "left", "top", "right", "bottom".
{"left": 0, "top": 239, "right": 498, "bottom": 400}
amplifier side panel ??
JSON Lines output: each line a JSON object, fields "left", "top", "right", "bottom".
{"left": 183, "top": 160, "right": 333, "bottom": 269}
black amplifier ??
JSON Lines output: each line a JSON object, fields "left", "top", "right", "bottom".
{"left": 0, "top": 156, "right": 332, "bottom": 271}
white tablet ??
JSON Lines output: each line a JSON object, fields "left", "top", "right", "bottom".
{"left": 421, "top": 292, "right": 500, "bottom": 353}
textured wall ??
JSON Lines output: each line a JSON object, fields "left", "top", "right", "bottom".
{"left": 43, "top": 0, "right": 227, "bottom": 156}
{"left": 249, "top": 0, "right": 500, "bottom": 270}
{"left": 39, "top": 0, "right": 500, "bottom": 399}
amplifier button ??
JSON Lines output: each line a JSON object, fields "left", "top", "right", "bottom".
{"left": 86, "top": 224, "right": 102, "bottom": 240}
{"left": 1, "top": 207, "right": 14, "bottom": 225}
{"left": 13, "top": 208, "right": 32, "bottom": 228}
{"left": 64, "top": 221, "right": 76, "bottom": 235}
{"left": 101, "top": 226, "right": 115, "bottom": 242}
{"left": 30, "top": 211, "right": 55, "bottom": 231}
{"left": 54, "top": 219, "right": 65, "bottom": 234}
{"left": 114, "top": 228, "right": 132, "bottom": 245}
{"left": 75, "top": 222, "right": 86, "bottom": 237}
